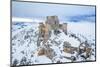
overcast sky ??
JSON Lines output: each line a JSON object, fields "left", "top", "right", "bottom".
{"left": 12, "top": 1, "right": 96, "bottom": 22}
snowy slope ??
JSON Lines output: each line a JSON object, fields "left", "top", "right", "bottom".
{"left": 11, "top": 21, "right": 96, "bottom": 66}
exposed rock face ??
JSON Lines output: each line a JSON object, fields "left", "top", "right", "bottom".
{"left": 63, "top": 41, "right": 71, "bottom": 48}
{"left": 63, "top": 41, "right": 78, "bottom": 53}
{"left": 38, "top": 47, "right": 45, "bottom": 56}
{"left": 79, "top": 42, "right": 92, "bottom": 58}
{"left": 37, "top": 45, "right": 55, "bottom": 59}
{"left": 85, "top": 47, "right": 91, "bottom": 58}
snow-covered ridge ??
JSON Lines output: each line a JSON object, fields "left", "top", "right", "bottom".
{"left": 11, "top": 22, "right": 95, "bottom": 66}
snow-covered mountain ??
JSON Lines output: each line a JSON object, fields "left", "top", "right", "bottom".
{"left": 11, "top": 22, "right": 95, "bottom": 66}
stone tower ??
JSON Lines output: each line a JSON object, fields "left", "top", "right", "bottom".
{"left": 46, "top": 16, "right": 59, "bottom": 24}
{"left": 46, "top": 16, "right": 60, "bottom": 35}
{"left": 61, "top": 23, "right": 68, "bottom": 35}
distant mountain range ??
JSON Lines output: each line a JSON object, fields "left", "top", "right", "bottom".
{"left": 66, "top": 14, "right": 96, "bottom": 22}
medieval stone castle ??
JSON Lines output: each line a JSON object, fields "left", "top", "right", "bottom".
{"left": 38, "top": 16, "right": 68, "bottom": 44}
{"left": 37, "top": 16, "right": 91, "bottom": 60}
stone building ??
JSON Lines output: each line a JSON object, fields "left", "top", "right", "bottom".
{"left": 61, "top": 23, "right": 68, "bottom": 35}
{"left": 38, "top": 22, "right": 45, "bottom": 38}
{"left": 46, "top": 16, "right": 60, "bottom": 34}
{"left": 46, "top": 16, "right": 59, "bottom": 26}
{"left": 38, "top": 16, "right": 68, "bottom": 44}
{"left": 38, "top": 22, "right": 51, "bottom": 44}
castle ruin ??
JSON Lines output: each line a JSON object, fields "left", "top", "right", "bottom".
{"left": 38, "top": 15, "right": 68, "bottom": 45}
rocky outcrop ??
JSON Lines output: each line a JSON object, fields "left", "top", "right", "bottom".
{"left": 37, "top": 45, "right": 55, "bottom": 59}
